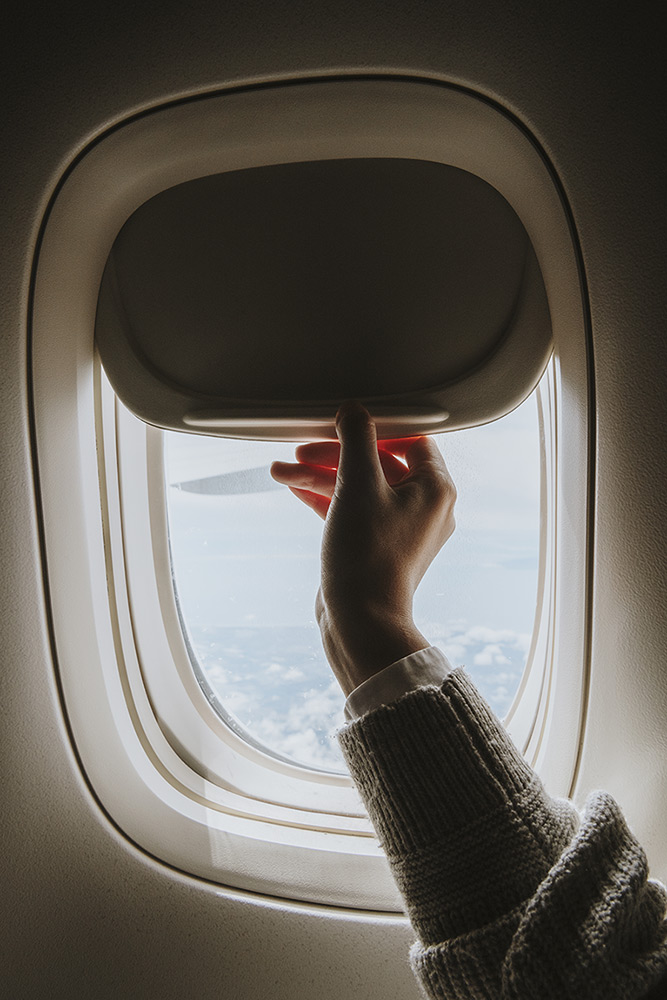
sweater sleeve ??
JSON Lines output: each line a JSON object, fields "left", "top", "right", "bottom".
{"left": 337, "top": 668, "right": 667, "bottom": 1000}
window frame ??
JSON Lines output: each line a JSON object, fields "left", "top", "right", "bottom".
{"left": 30, "top": 74, "right": 593, "bottom": 907}
{"left": 118, "top": 360, "right": 550, "bottom": 791}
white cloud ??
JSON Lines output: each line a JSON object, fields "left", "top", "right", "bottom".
{"left": 439, "top": 642, "right": 467, "bottom": 663}
{"left": 283, "top": 667, "right": 305, "bottom": 681}
{"left": 473, "top": 649, "right": 494, "bottom": 666}
{"left": 194, "top": 616, "right": 534, "bottom": 769}
{"left": 221, "top": 689, "right": 250, "bottom": 713}
{"left": 265, "top": 664, "right": 305, "bottom": 680}
{"left": 249, "top": 683, "right": 346, "bottom": 770}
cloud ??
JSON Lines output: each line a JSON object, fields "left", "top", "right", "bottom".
{"left": 249, "top": 682, "right": 346, "bottom": 770}
{"left": 440, "top": 642, "right": 467, "bottom": 662}
{"left": 473, "top": 643, "right": 513, "bottom": 666}
{"left": 473, "top": 648, "right": 494, "bottom": 666}
{"left": 193, "top": 621, "right": 532, "bottom": 770}
{"left": 283, "top": 667, "right": 305, "bottom": 681}
{"left": 265, "top": 663, "right": 305, "bottom": 680}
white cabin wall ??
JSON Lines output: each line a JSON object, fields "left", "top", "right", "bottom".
{"left": 1, "top": 2, "right": 664, "bottom": 996}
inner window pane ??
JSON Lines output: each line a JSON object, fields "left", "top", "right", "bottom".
{"left": 164, "top": 390, "right": 541, "bottom": 772}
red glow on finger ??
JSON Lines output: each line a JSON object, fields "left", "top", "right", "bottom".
{"left": 288, "top": 486, "right": 331, "bottom": 521}
{"left": 378, "top": 436, "right": 424, "bottom": 457}
{"left": 294, "top": 441, "right": 341, "bottom": 469}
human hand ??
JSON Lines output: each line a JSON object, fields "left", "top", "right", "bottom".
{"left": 270, "top": 402, "right": 457, "bottom": 695}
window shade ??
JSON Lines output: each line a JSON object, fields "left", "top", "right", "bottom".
{"left": 95, "top": 157, "right": 551, "bottom": 439}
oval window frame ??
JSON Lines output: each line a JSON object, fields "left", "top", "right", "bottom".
{"left": 31, "top": 75, "right": 592, "bottom": 906}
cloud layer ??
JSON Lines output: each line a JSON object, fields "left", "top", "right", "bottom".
{"left": 193, "top": 623, "right": 530, "bottom": 771}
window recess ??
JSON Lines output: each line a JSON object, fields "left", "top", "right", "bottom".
{"left": 31, "top": 75, "right": 592, "bottom": 904}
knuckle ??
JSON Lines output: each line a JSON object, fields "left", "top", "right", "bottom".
{"left": 315, "top": 589, "right": 326, "bottom": 624}
{"left": 304, "top": 469, "right": 318, "bottom": 491}
{"left": 426, "top": 468, "right": 457, "bottom": 504}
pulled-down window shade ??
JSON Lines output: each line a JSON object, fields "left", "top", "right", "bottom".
{"left": 95, "top": 157, "right": 552, "bottom": 440}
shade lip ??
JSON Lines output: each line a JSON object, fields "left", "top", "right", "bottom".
{"left": 183, "top": 405, "right": 450, "bottom": 424}
{"left": 181, "top": 404, "right": 450, "bottom": 440}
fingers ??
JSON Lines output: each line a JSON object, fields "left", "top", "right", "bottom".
{"left": 288, "top": 487, "right": 330, "bottom": 520}
{"left": 378, "top": 436, "right": 448, "bottom": 478}
{"left": 300, "top": 432, "right": 448, "bottom": 481}
{"left": 335, "top": 402, "right": 384, "bottom": 490}
{"left": 400, "top": 436, "right": 457, "bottom": 511}
{"left": 403, "top": 435, "right": 449, "bottom": 473}
{"left": 271, "top": 460, "right": 343, "bottom": 519}
{"left": 295, "top": 441, "right": 340, "bottom": 467}
{"left": 270, "top": 460, "right": 337, "bottom": 498}
{"left": 272, "top": 415, "right": 453, "bottom": 516}
{"left": 295, "top": 440, "right": 407, "bottom": 485}
{"left": 294, "top": 435, "right": 427, "bottom": 465}
{"left": 391, "top": 436, "right": 454, "bottom": 488}
{"left": 378, "top": 449, "right": 409, "bottom": 485}
{"left": 295, "top": 432, "right": 439, "bottom": 465}
{"left": 329, "top": 423, "right": 450, "bottom": 488}
{"left": 376, "top": 436, "right": 421, "bottom": 457}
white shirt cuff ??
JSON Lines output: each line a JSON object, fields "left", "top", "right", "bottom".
{"left": 344, "top": 646, "right": 455, "bottom": 721}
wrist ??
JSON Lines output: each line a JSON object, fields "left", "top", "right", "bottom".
{"left": 318, "top": 604, "right": 428, "bottom": 696}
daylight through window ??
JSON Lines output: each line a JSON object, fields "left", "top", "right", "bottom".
{"left": 165, "top": 389, "right": 542, "bottom": 772}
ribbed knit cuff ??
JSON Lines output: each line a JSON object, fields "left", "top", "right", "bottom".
{"left": 337, "top": 668, "right": 578, "bottom": 945}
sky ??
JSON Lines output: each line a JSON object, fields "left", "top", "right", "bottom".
{"left": 165, "top": 392, "right": 541, "bottom": 632}
{"left": 163, "top": 391, "right": 542, "bottom": 769}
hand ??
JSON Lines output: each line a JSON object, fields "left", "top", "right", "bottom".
{"left": 270, "top": 402, "right": 457, "bottom": 695}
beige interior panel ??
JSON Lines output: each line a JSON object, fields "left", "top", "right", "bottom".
{"left": 1, "top": 3, "right": 664, "bottom": 998}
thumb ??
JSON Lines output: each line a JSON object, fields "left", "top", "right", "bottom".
{"left": 335, "top": 401, "right": 384, "bottom": 490}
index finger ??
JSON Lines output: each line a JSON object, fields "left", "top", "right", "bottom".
{"left": 379, "top": 434, "right": 446, "bottom": 466}
{"left": 295, "top": 441, "right": 340, "bottom": 468}
{"left": 296, "top": 435, "right": 437, "bottom": 466}
{"left": 376, "top": 436, "right": 421, "bottom": 457}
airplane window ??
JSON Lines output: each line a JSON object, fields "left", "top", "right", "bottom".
{"left": 164, "top": 389, "right": 541, "bottom": 772}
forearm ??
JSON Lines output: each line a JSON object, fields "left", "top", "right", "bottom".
{"left": 338, "top": 669, "right": 667, "bottom": 999}
{"left": 273, "top": 407, "right": 667, "bottom": 996}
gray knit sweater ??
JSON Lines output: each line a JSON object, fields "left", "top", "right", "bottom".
{"left": 338, "top": 668, "right": 667, "bottom": 999}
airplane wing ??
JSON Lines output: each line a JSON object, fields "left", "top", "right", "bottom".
{"left": 172, "top": 466, "right": 282, "bottom": 495}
